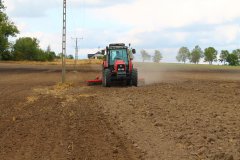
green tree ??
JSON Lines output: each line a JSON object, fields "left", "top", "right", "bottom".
{"left": 47, "top": 51, "right": 56, "bottom": 61}
{"left": 152, "top": 50, "right": 163, "bottom": 63}
{"left": 204, "top": 47, "right": 218, "bottom": 65}
{"left": 232, "top": 49, "right": 240, "bottom": 59}
{"left": 140, "top": 49, "right": 151, "bottom": 62}
{"left": 13, "top": 38, "right": 56, "bottom": 61}
{"left": 176, "top": 47, "right": 190, "bottom": 64}
{"left": 13, "top": 37, "right": 40, "bottom": 60}
{"left": 219, "top": 50, "right": 229, "bottom": 65}
{"left": 37, "top": 49, "right": 48, "bottom": 61}
{"left": 45, "top": 45, "right": 56, "bottom": 61}
{"left": 0, "top": 2, "right": 19, "bottom": 60}
{"left": 189, "top": 45, "right": 203, "bottom": 64}
{"left": 67, "top": 55, "right": 74, "bottom": 59}
{"left": 227, "top": 53, "right": 239, "bottom": 66}
{"left": 56, "top": 53, "right": 62, "bottom": 59}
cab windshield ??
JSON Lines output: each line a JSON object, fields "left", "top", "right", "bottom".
{"left": 109, "top": 49, "right": 128, "bottom": 65}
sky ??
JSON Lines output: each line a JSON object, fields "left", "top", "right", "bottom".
{"left": 4, "top": 0, "right": 240, "bottom": 62}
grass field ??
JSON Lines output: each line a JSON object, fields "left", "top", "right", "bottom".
{"left": 135, "top": 62, "right": 240, "bottom": 72}
{"left": 136, "top": 62, "right": 240, "bottom": 71}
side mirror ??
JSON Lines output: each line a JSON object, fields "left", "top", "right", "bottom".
{"left": 101, "top": 49, "right": 105, "bottom": 55}
{"left": 132, "top": 49, "right": 136, "bottom": 54}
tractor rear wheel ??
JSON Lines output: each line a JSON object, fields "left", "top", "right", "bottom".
{"left": 103, "top": 69, "right": 111, "bottom": 87}
{"left": 132, "top": 68, "right": 138, "bottom": 87}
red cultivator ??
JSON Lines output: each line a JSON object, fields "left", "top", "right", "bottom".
{"left": 87, "top": 76, "right": 145, "bottom": 86}
{"left": 87, "top": 76, "right": 102, "bottom": 85}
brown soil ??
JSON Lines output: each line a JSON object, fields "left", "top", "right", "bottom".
{"left": 0, "top": 62, "right": 240, "bottom": 160}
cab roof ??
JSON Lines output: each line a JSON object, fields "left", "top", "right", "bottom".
{"left": 108, "top": 43, "right": 128, "bottom": 50}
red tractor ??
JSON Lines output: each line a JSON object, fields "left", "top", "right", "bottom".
{"left": 101, "top": 43, "right": 138, "bottom": 87}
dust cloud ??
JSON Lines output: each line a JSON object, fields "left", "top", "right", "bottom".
{"left": 136, "top": 63, "right": 169, "bottom": 85}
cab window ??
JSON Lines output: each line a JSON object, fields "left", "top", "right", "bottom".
{"left": 109, "top": 49, "right": 128, "bottom": 65}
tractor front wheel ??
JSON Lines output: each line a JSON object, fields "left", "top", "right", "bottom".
{"left": 103, "top": 69, "right": 111, "bottom": 87}
{"left": 126, "top": 80, "right": 132, "bottom": 86}
{"left": 132, "top": 68, "right": 138, "bottom": 87}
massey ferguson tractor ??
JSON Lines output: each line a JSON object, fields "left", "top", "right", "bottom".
{"left": 102, "top": 43, "right": 138, "bottom": 87}
{"left": 87, "top": 43, "right": 138, "bottom": 87}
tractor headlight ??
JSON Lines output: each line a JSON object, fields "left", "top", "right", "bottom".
{"left": 117, "top": 64, "right": 125, "bottom": 71}
{"left": 118, "top": 68, "right": 124, "bottom": 71}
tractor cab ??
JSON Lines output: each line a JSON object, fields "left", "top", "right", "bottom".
{"left": 106, "top": 44, "right": 129, "bottom": 71}
{"left": 102, "top": 43, "right": 137, "bottom": 87}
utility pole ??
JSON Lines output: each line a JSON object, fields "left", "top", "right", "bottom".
{"left": 71, "top": 37, "right": 83, "bottom": 71}
{"left": 61, "top": 0, "right": 67, "bottom": 83}
{"left": 0, "top": 0, "right": 2, "bottom": 13}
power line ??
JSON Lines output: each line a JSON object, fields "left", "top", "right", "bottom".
{"left": 61, "top": 0, "right": 67, "bottom": 83}
{"left": 71, "top": 37, "right": 83, "bottom": 71}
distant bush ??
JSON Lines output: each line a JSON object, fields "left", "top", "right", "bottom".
{"left": 67, "top": 55, "right": 74, "bottom": 59}
{"left": 0, "top": 51, "right": 14, "bottom": 60}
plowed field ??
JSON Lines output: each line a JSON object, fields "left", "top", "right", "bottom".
{"left": 0, "top": 62, "right": 240, "bottom": 160}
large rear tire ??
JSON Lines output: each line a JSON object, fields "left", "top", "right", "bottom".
{"left": 132, "top": 68, "right": 138, "bottom": 87}
{"left": 102, "top": 69, "right": 111, "bottom": 87}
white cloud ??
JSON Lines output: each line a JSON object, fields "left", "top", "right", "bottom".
{"left": 213, "top": 25, "right": 240, "bottom": 43}
{"left": 91, "top": 0, "right": 240, "bottom": 29}
{"left": 5, "top": 0, "right": 134, "bottom": 17}
{"left": 191, "top": 24, "right": 240, "bottom": 47}
{"left": 5, "top": 0, "right": 59, "bottom": 17}
{"left": 4, "top": 0, "right": 240, "bottom": 62}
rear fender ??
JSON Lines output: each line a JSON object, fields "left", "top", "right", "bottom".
{"left": 129, "top": 60, "right": 133, "bottom": 73}
{"left": 103, "top": 60, "right": 108, "bottom": 68}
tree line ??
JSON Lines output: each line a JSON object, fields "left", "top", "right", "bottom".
{"left": 0, "top": 3, "right": 57, "bottom": 61}
{"left": 176, "top": 46, "right": 240, "bottom": 66}
{"left": 140, "top": 50, "right": 163, "bottom": 63}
